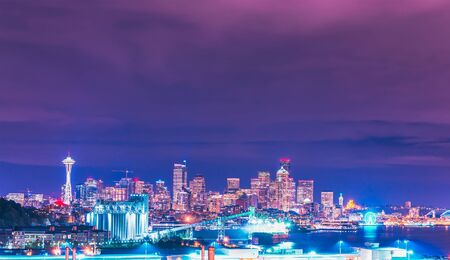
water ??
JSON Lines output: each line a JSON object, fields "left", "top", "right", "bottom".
{"left": 288, "top": 226, "right": 450, "bottom": 257}
{"left": 194, "top": 226, "right": 450, "bottom": 257}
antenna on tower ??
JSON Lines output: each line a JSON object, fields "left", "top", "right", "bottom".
{"left": 112, "top": 169, "right": 134, "bottom": 179}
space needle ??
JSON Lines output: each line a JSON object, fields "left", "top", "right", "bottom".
{"left": 62, "top": 154, "right": 75, "bottom": 205}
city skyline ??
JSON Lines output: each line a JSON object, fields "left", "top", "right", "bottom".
{"left": 1, "top": 0, "right": 450, "bottom": 208}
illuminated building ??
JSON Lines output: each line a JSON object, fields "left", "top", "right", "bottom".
{"left": 257, "top": 171, "right": 271, "bottom": 209}
{"left": 75, "top": 177, "right": 104, "bottom": 207}
{"left": 270, "top": 166, "right": 295, "bottom": 211}
{"left": 152, "top": 180, "right": 171, "bottom": 211}
{"left": 321, "top": 192, "right": 334, "bottom": 208}
{"left": 408, "top": 207, "right": 420, "bottom": 218}
{"left": 226, "top": 178, "right": 240, "bottom": 193}
{"left": 172, "top": 162, "right": 187, "bottom": 210}
{"left": 24, "top": 193, "right": 44, "bottom": 208}
{"left": 279, "top": 158, "right": 291, "bottom": 172}
{"left": 404, "top": 201, "right": 412, "bottom": 209}
{"left": 86, "top": 194, "right": 149, "bottom": 241}
{"left": 223, "top": 193, "right": 238, "bottom": 206}
{"left": 297, "top": 180, "right": 314, "bottom": 204}
{"left": 175, "top": 190, "right": 190, "bottom": 211}
{"left": 345, "top": 199, "right": 361, "bottom": 210}
{"left": 207, "top": 193, "right": 223, "bottom": 213}
{"left": 102, "top": 186, "right": 127, "bottom": 201}
{"left": 6, "top": 193, "right": 25, "bottom": 206}
{"left": 338, "top": 193, "right": 344, "bottom": 207}
{"left": 189, "top": 174, "right": 206, "bottom": 210}
{"left": 62, "top": 155, "right": 75, "bottom": 205}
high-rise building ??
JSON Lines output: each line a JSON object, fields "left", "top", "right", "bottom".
{"left": 270, "top": 166, "right": 295, "bottom": 211}
{"left": 338, "top": 193, "right": 344, "bottom": 207}
{"left": 404, "top": 201, "right": 412, "bottom": 209}
{"left": 152, "top": 180, "right": 171, "bottom": 211}
{"left": 172, "top": 162, "right": 187, "bottom": 210}
{"left": 256, "top": 171, "right": 271, "bottom": 209}
{"left": 62, "top": 155, "right": 75, "bottom": 205}
{"left": 75, "top": 177, "right": 104, "bottom": 207}
{"left": 189, "top": 174, "right": 206, "bottom": 210}
{"left": 297, "top": 180, "right": 314, "bottom": 204}
{"left": 226, "top": 178, "right": 240, "bottom": 193}
{"left": 321, "top": 192, "right": 334, "bottom": 208}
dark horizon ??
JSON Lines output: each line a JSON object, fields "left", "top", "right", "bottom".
{"left": 0, "top": 1, "right": 449, "bottom": 207}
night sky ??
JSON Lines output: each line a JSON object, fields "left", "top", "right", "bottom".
{"left": 0, "top": 1, "right": 449, "bottom": 207}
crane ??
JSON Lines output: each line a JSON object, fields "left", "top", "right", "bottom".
{"left": 112, "top": 169, "right": 134, "bottom": 179}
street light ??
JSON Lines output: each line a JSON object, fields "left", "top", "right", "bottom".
{"left": 404, "top": 240, "right": 409, "bottom": 252}
{"left": 407, "top": 250, "right": 413, "bottom": 260}
{"left": 338, "top": 240, "right": 344, "bottom": 254}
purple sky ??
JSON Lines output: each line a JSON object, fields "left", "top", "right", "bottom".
{"left": 0, "top": 0, "right": 449, "bottom": 207}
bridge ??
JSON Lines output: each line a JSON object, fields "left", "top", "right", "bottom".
{"left": 147, "top": 207, "right": 256, "bottom": 242}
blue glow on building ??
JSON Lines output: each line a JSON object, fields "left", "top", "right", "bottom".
{"left": 86, "top": 194, "right": 149, "bottom": 242}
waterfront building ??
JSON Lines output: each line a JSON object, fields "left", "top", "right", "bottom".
{"left": 321, "top": 191, "right": 334, "bottom": 208}
{"left": 226, "top": 178, "right": 240, "bottom": 193}
{"left": 62, "top": 155, "right": 75, "bottom": 205}
{"left": 152, "top": 180, "right": 171, "bottom": 211}
{"left": 11, "top": 226, "right": 109, "bottom": 249}
{"left": 297, "top": 180, "right": 314, "bottom": 204}
{"left": 86, "top": 194, "right": 149, "bottom": 241}
{"left": 172, "top": 162, "right": 187, "bottom": 210}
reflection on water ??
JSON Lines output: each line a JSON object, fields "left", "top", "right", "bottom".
{"left": 362, "top": 225, "right": 378, "bottom": 240}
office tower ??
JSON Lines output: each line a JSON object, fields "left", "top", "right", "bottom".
{"left": 102, "top": 186, "right": 127, "bottom": 201}
{"left": 226, "top": 178, "right": 240, "bottom": 193}
{"left": 75, "top": 177, "right": 103, "bottom": 207}
{"left": 297, "top": 180, "right": 314, "bottom": 204}
{"left": 86, "top": 194, "right": 149, "bottom": 241}
{"left": 6, "top": 193, "right": 25, "bottom": 206}
{"left": 172, "top": 162, "right": 187, "bottom": 210}
{"left": 116, "top": 177, "right": 134, "bottom": 199}
{"left": 279, "top": 158, "right": 291, "bottom": 172}
{"left": 404, "top": 201, "right": 412, "bottom": 209}
{"left": 321, "top": 192, "right": 334, "bottom": 208}
{"left": 152, "top": 180, "right": 171, "bottom": 211}
{"left": 338, "top": 193, "right": 344, "bottom": 207}
{"left": 62, "top": 155, "right": 75, "bottom": 205}
{"left": 256, "top": 171, "right": 271, "bottom": 209}
{"left": 131, "top": 178, "right": 145, "bottom": 194}
{"left": 270, "top": 166, "right": 295, "bottom": 212}
{"left": 189, "top": 174, "right": 206, "bottom": 210}
{"left": 207, "top": 193, "right": 223, "bottom": 213}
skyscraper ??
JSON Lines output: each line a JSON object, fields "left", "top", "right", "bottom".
{"left": 172, "top": 162, "right": 187, "bottom": 210}
{"left": 226, "top": 178, "right": 240, "bottom": 193}
{"left": 338, "top": 193, "right": 344, "bottom": 207}
{"left": 153, "top": 180, "right": 171, "bottom": 211}
{"left": 270, "top": 166, "right": 295, "bottom": 212}
{"left": 297, "top": 180, "right": 314, "bottom": 204}
{"left": 321, "top": 192, "right": 334, "bottom": 208}
{"left": 62, "top": 155, "right": 75, "bottom": 205}
{"left": 189, "top": 174, "right": 206, "bottom": 210}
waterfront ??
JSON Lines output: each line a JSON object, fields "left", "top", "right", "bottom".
{"left": 192, "top": 226, "right": 450, "bottom": 257}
